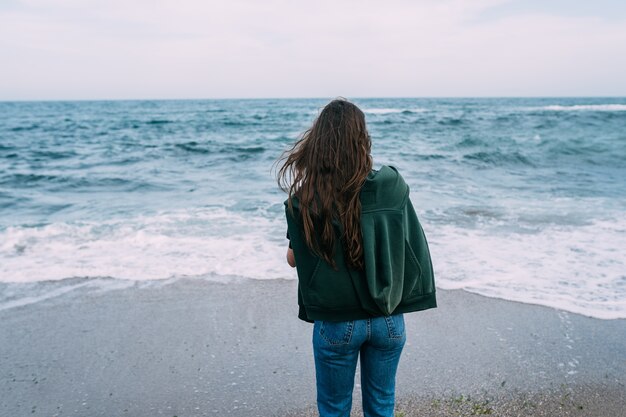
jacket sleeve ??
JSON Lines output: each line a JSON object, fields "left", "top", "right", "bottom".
{"left": 360, "top": 182, "right": 410, "bottom": 316}
{"left": 361, "top": 186, "right": 435, "bottom": 315}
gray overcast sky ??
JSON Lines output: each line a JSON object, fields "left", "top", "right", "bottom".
{"left": 1, "top": 0, "right": 626, "bottom": 100}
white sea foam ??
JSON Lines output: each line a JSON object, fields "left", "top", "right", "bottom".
{"left": 1, "top": 207, "right": 625, "bottom": 319}
{"left": 428, "top": 217, "right": 626, "bottom": 320}
{"left": 363, "top": 108, "right": 427, "bottom": 114}
{"left": 0, "top": 207, "right": 292, "bottom": 284}
{"left": 530, "top": 104, "right": 626, "bottom": 112}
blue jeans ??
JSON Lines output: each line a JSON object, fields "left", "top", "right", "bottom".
{"left": 312, "top": 314, "right": 406, "bottom": 417}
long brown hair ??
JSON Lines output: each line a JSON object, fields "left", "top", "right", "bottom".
{"left": 277, "top": 98, "right": 373, "bottom": 270}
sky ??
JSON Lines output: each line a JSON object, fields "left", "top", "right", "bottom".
{"left": 1, "top": 0, "right": 626, "bottom": 100}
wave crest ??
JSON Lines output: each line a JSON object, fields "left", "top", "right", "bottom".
{"left": 0, "top": 208, "right": 290, "bottom": 284}
{"left": 532, "top": 104, "right": 626, "bottom": 112}
{"left": 363, "top": 108, "right": 427, "bottom": 114}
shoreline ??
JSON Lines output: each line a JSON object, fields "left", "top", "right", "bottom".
{"left": 1, "top": 278, "right": 624, "bottom": 416}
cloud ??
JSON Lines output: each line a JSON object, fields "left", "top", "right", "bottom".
{"left": 0, "top": 0, "right": 625, "bottom": 99}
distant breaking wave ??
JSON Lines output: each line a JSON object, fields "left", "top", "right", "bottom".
{"left": 363, "top": 108, "right": 427, "bottom": 114}
{"left": 530, "top": 104, "right": 626, "bottom": 112}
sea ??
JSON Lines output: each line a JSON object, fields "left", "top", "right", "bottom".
{"left": 1, "top": 98, "right": 625, "bottom": 319}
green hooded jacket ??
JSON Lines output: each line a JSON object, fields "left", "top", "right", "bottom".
{"left": 285, "top": 165, "right": 436, "bottom": 323}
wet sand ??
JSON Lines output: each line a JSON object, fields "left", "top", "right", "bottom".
{"left": 1, "top": 278, "right": 624, "bottom": 416}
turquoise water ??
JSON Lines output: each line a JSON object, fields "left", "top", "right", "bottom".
{"left": 1, "top": 98, "right": 625, "bottom": 318}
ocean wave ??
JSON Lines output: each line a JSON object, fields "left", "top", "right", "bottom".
{"left": 0, "top": 208, "right": 291, "bottom": 284}
{"left": 462, "top": 151, "right": 533, "bottom": 166}
{"left": 438, "top": 117, "right": 464, "bottom": 126}
{"left": 71, "top": 177, "right": 149, "bottom": 190}
{"left": 457, "top": 137, "right": 484, "bottom": 147}
{"left": 222, "top": 120, "right": 260, "bottom": 126}
{"left": 1, "top": 98, "right": 624, "bottom": 320}
{"left": 363, "top": 108, "right": 427, "bottom": 114}
{"left": 0, "top": 173, "right": 58, "bottom": 186}
{"left": 529, "top": 104, "right": 626, "bottom": 112}
{"left": 175, "top": 141, "right": 211, "bottom": 154}
{"left": 30, "top": 150, "right": 78, "bottom": 160}
{"left": 9, "top": 124, "right": 40, "bottom": 132}
{"left": 1, "top": 206, "right": 624, "bottom": 319}
{"left": 74, "top": 156, "right": 145, "bottom": 170}
{"left": 225, "top": 145, "right": 265, "bottom": 154}
{"left": 429, "top": 217, "right": 626, "bottom": 320}
{"left": 413, "top": 154, "right": 447, "bottom": 161}
{"left": 146, "top": 119, "right": 173, "bottom": 125}
{"left": 0, "top": 173, "right": 160, "bottom": 193}
{"left": 174, "top": 142, "right": 266, "bottom": 158}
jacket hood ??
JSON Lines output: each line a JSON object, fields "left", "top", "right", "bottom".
{"left": 360, "top": 166, "right": 409, "bottom": 211}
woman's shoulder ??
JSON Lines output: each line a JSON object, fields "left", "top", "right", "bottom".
{"left": 283, "top": 195, "right": 301, "bottom": 220}
{"left": 379, "top": 164, "right": 402, "bottom": 178}
{"left": 365, "top": 165, "right": 407, "bottom": 188}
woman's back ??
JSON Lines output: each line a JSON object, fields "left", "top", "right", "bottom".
{"left": 285, "top": 165, "right": 436, "bottom": 322}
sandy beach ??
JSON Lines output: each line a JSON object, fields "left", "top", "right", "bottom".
{"left": 1, "top": 278, "right": 624, "bottom": 417}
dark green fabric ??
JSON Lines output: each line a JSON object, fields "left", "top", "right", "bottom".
{"left": 285, "top": 165, "right": 436, "bottom": 323}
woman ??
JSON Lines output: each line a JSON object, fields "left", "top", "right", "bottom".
{"left": 277, "top": 98, "right": 436, "bottom": 417}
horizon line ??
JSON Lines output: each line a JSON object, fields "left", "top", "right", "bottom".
{"left": 2, "top": 95, "right": 626, "bottom": 103}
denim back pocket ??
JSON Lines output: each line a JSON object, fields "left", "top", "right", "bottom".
{"left": 319, "top": 320, "right": 354, "bottom": 345}
{"left": 384, "top": 314, "right": 405, "bottom": 339}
